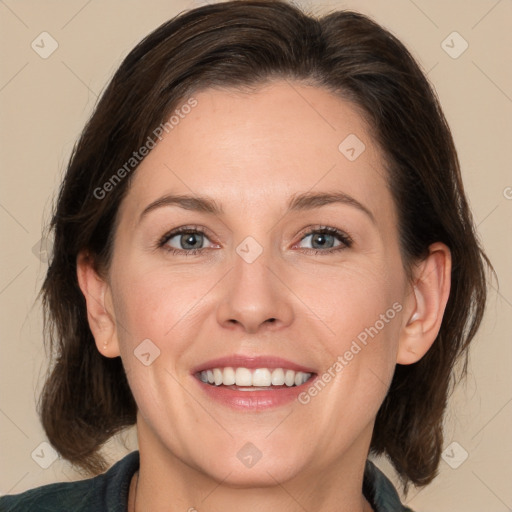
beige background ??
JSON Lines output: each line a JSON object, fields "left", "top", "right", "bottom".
{"left": 0, "top": 0, "right": 511, "bottom": 510}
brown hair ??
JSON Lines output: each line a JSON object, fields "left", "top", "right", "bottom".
{"left": 38, "top": 0, "right": 491, "bottom": 492}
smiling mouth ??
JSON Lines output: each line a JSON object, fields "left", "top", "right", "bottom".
{"left": 196, "top": 367, "right": 314, "bottom": 390}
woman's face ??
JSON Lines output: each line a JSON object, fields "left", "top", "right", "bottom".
{"left": 104, "top": 80, "right": 414, "bottom": 484}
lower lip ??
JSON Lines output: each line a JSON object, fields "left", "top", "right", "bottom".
{"left": 194, "top": 376, "right": 317, "bottom": 410}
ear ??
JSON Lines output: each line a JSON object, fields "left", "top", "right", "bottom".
{"left": 76, "top": 250, "right": 120, "bottom": 358}
{"left": 397, "top": 242, "right": 451, "bottom": 364}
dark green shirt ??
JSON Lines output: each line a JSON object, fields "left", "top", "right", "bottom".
{"left": 0, "top": 452, "right": 414, "bottom": 511}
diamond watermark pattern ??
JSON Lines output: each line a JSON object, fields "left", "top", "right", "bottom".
{"left": 236, "top": 442, "right": 263, "bottom": 468}
{"left": 441, "top": 31, "right": 468, "bottom": 59}
{"left": 441, "top": 441, "right": 469, "bottom": 469}
{"left": 134, "top": 338, "right": 161, "bottom": 366}
{"left": 338, "top": 134, "right": 366, "bottom": 161}
{"left": 31, "top": 32, "right": 59, "bottom": 59}
{"left": 32, "top": 237, "right": 53, "bottom": 263}
{"left": 31, "top": 441, "right": 59, "bottom": 469}
{"left": 236, "top": 236, "right": 263, "bottom": 264}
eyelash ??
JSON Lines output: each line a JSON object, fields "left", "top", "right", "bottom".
{"left": 157, "top": 225, "right": 353, "bottom": 256}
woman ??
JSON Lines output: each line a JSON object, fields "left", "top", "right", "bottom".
{"left": 0, "top": 1, "right": 490, "bottom": 511}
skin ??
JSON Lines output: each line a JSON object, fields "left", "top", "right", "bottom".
{"left": 77, "top": 80, "right": 451, "bottom": 512}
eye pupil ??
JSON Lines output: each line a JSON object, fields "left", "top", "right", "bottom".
{"left": 181, "top": 233, "right": 202, "bottom": 249}
{"left": 312, "top": 233, "right": 334, "bottom": 249}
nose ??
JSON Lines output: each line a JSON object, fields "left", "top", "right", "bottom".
{"left": 216, "top": 247, "right": 294, "bottom": 334}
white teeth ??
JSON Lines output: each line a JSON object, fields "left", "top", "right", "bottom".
{"left": 213, "top": 368, "right": 223, "bottom": 386}
{"left": 198, "top": 367, "right": 312, "bottom": 387}
{"left": 271, "top": 368, "right": 285, "bottom": 386}
{"left": 235, "top": 367, "right": 252, "bottom": 386}
{"left": 295, "top": 372, "right": 309, "bottom": 385}
{"left": 252, "top": 368, "right": 272, "bottom": 387}
{"left": 284, "top": 369, "right": 295, "bottom": 387}
{"left": 223, "top": 367, "right": 236, "bottom": 385}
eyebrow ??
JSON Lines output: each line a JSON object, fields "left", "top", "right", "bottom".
{"left": 138, "top": 191, "right": 375, "bottom": 224}
{"left": 288, "top": 191, "right": 375, "bottom": 224}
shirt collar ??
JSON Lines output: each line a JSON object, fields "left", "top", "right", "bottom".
{"left": 363, "top": 459, "right": 414, "bottom": 512}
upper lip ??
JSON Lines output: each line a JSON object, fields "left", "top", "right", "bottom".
{"left": 191, "top": 355, "right": 317, "bottom": 375}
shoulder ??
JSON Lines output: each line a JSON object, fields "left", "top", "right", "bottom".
{"left": 363, "top": 459, "right": 415, "bottom": 512}
{"left": 0, "top": 451, "right": 139, "bottom": 512}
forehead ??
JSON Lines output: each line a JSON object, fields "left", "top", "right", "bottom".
{"left": 119, "top": 80, "right": 392, "bottom": 224}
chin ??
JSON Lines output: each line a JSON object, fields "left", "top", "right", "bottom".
{"left": 202, "top": 458, "right": 301, "bottom": 488}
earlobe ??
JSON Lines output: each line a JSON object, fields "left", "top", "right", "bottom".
{"left": 397, "top": 242, "right": 451, "bottom": 365}
{"left": 76, "top": 251, "right": 120, "bottom": 358}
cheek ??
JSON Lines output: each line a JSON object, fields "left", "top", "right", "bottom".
{"left": 109, "top": 262, "right": 224, "bottom": 408}
{"left": 111, "top": 264, "right": 212, "bottom": 344}
{"left": 300, "top": 265, "right": 404, "bottom": 418}
{"left": 302, "top": 261, "right": 404, "bottom": 347}
{"left": 108, "top": 266, "right": 205, "bottom": 418}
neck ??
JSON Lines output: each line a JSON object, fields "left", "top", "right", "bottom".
{"left": 131, "top": 418, "right": 375, "bottom": 512}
